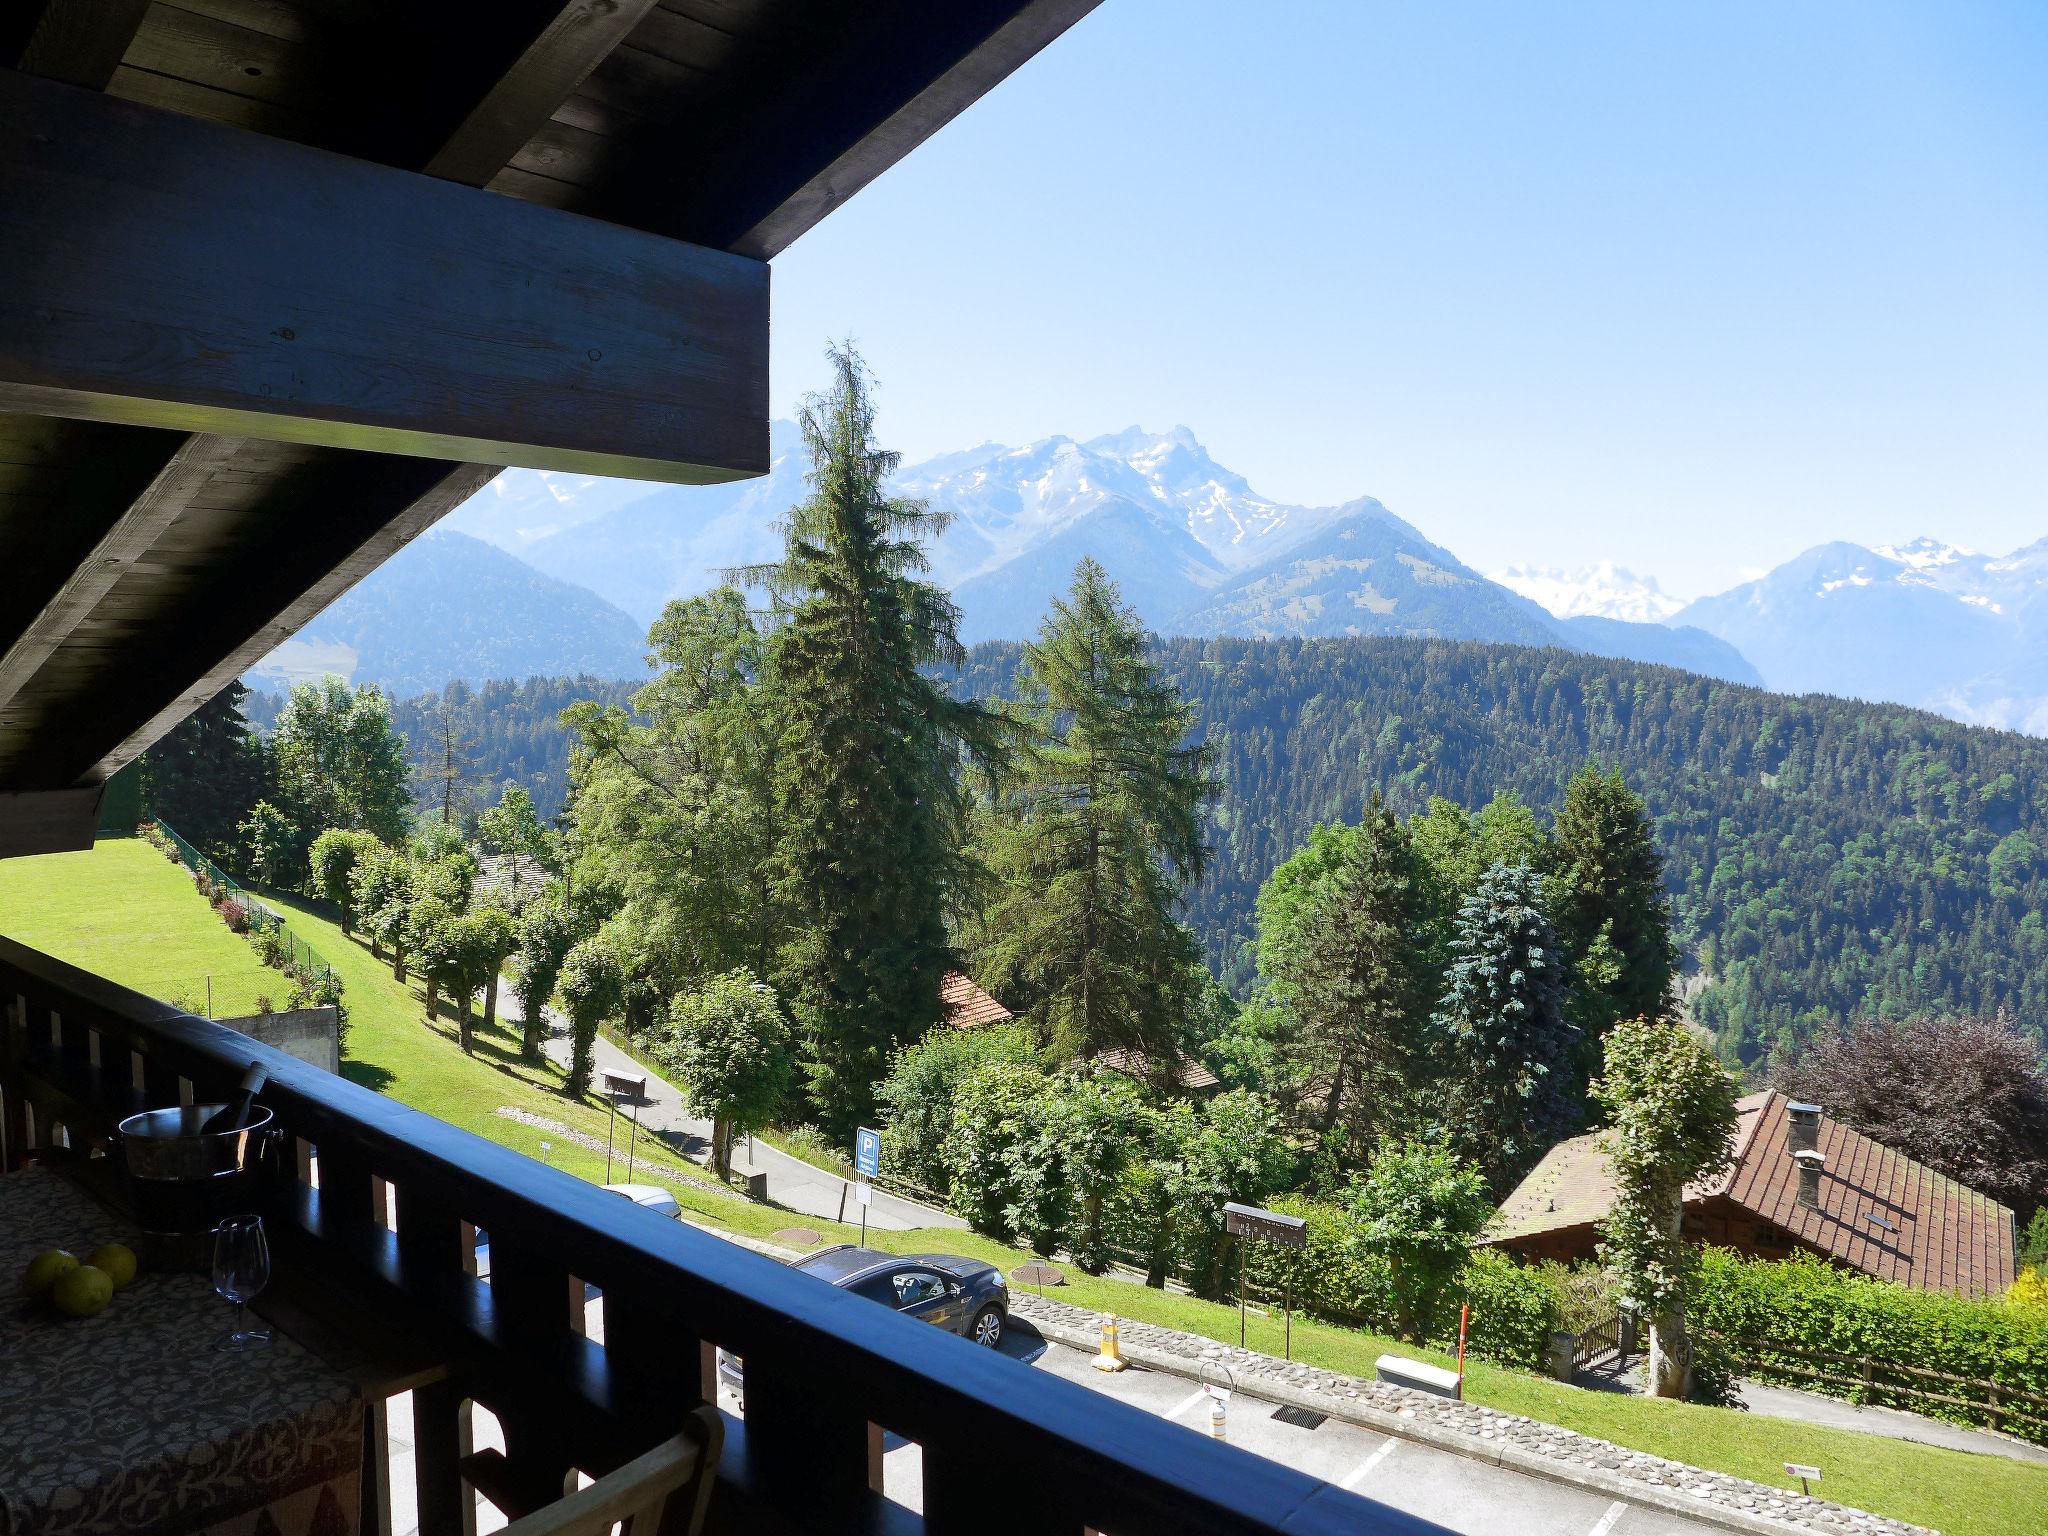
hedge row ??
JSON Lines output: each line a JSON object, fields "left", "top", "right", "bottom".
{"left": 1238, "top": 1195, "right": 1557, "bottom": 1372}
{"left": 1692, "top": 1248, "right": 2048, "bottom": 1444}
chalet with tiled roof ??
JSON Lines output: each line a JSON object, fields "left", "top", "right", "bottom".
{"left": 1482, "top": 1091, "right": 2018, "bottom": 1298}
{"left": 1086, "top": 1047, "right": 1221, "bottom": 1094}
{"left": 941, "top": 972, "right": 1014, "bottom": 1030}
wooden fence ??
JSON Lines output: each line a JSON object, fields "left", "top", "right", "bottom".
{"left": 1708, "top": 1333, "right": 2048, "bottom": 1442}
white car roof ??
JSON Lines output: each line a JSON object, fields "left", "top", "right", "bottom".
{"left": 605, "top": 1183, "right": 679, "bottom": 1210}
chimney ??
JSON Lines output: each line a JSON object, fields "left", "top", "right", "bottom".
{"left": 1793, "top": 1149, "right": 1826, "bottom": 1210}
{"left": 1787, "top": 1101, "right": 1822, "bottom": 1155}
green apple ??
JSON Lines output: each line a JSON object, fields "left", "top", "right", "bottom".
{"left": 53, "top": 1264, "right": 114, "bottom": 1319}
{"left": 21, "top": 1248, "right": 78, "bottom": 1300}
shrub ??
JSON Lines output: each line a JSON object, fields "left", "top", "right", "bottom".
{"left": 215, "top": 898, "right": 249, "bottom": 933}
{"left": 2010, "top": 1268, "right": 2048, "bottom": 1309}
{"left": 253, "top": 993, "right": 274, "bottom": 1016}
{"left": 1239, "top": 1194, "right": 1557, "bottom": 1371}
{"left": 1693, "top": 1247, "right": 2048, "bottom": 1443}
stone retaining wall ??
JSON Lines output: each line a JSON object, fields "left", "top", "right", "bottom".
{"left": 1011, "top": 1293, "right": 1929, "bottom": 1536}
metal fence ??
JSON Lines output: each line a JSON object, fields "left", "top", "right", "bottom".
{"left": 146, "top": 818, "right": 337, "bottom": 992}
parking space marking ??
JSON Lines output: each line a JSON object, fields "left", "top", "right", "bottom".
{"left": 1164, "top": 1388, "right": 1211, "bottom": 1422}
{"left": 1339, "top": 1436, "right": 1401, "bottom": 1489}
{"left": 1588, "top": 1500, "right": 1627, "bottom": 1536}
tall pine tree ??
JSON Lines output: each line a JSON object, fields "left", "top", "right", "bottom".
{"left": 1430, "top": 861, "right": 1575, "bottom": 1188}
{"left": 737, "top": 345, "right": 1001, "bottom": 1136}
{"left": 1269, "top": 796, "right": 1433, "bottom": 1159}
{"left": 1548, "top": 765, "right": 1677, "bottom": 1048}
{"left": 965, "top": 559, "right": 1218, "bottom": 1069}
{"left": 138, "top": 681, "right": 266, "bottom": 861}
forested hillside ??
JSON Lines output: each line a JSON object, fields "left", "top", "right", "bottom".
{"left": 272, "top": 635, "right": 2048, "bottom": 1068}
{"left": 952, "top": 637, "right": 2048, "bottom": 1066}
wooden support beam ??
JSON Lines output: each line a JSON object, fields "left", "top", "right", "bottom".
{"left": 66, "top": 457, "right": 502, "bottom": 787}
{"left": 423, "top": 0, "right": 662, "bottom": 188}
{"left": 0, "top": 788, "right": 101, "bottom": 859}
{"left": 0, "top": 71, "right": 768, "bottom": 483}
{"left": 9, "top": 0, "right": 149, "bottom": 90}
{"left": 0, "top": 436, "right": 247, "bottom": 716}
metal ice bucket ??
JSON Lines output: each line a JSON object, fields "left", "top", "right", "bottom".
{"left": 117, "top": 1103, "right": 279, "bottom": 1239}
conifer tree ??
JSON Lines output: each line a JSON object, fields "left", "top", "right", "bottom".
{"left": 735, "top": 345, "right": 1001, "bottom": 1136}
{"left": 1548, "top": 765, "right": 1677, "bottom": 1050}
{"left": 966, "top": 558, "right": 1218, "bottom": 1067}
{"left": 1268, "top": 796, "right": 1433, "bottom": 1157}
{"left": 1431, "top": 861, "right": 1575, "bottom": 1187}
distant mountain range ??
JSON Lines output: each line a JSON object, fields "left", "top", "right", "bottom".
{"left": 427, "top": 422, "right": 1757, "bottom": 679}
{"left": 255, "top": 426, "right": 2044, "bottom": 733}
{"left": 248, "top": 530, "right": 646, "bottom": 698}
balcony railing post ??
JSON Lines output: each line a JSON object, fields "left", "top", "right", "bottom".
{"left": 742, "top": 1345, "right": 875, "bottom": 1531}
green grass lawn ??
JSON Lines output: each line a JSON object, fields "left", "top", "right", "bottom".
{"left": 5, "top": 840, "right": 2042, "bottom": 1534}
{"left": 0, "top": 837, "right": 281, "bottom": 1017}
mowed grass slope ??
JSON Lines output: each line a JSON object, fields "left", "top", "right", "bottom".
{"left": 0, "top": 837, "right": 278, "bottom": 1014}
{"left": 5, "top": 842, "right": 2042, "bottom": 1533}
{"left": 0, "top": 839, "right": 728, "bottom": 1210}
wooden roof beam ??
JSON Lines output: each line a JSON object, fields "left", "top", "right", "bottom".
{"left": 7, "top": 0, "right": 148, "bottom": 90}
{"left": 636, "top": 0, "right": 1103, "bottom": 259}
{"left": 0, "top": 71, "right": 769, "bottom": 484}
{"left": 424, "top": 0, "right": 662, "bottom": 187}
{"left": 0, "top": 434, "right": 244, "bottom": 717}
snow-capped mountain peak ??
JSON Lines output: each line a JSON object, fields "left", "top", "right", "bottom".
{"left": 1491, "top": 562, "right": 1685, "bottom": 623}
{"left": 1874, "top": 536, "right": 1975, "bottom": 570}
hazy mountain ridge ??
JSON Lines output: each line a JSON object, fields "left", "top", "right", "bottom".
{"left": 1674, "top": 536, "right": 2048, "bottom": 731}
{"left": 250, "top": 530, "right": 647, "bottom": 697}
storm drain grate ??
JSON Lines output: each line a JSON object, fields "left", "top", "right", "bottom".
{"left": 1270, "top": 1405, "right": 1327, "bottom": 1430}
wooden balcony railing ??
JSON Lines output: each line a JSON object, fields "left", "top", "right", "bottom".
{"left": 0, "top": 935, "right": 1444, "bottom": 1536}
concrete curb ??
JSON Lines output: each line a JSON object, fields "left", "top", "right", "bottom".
{"left": 1017, "top": 1307, "right": 1926, "bottom": 1536}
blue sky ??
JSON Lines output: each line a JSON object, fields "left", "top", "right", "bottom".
{"left": 767, "top": 1, "right": 2047, "bottom": 598}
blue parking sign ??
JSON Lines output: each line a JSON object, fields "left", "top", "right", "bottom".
{"left": 854, "top": 1126, "right": 882, "bottom": 1178}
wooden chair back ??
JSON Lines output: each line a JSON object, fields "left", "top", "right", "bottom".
{"left": 500, "top": 1407, "right": 723, "bottom": 1536}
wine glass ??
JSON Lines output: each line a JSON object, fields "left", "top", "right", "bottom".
{"left": 212, "top": 1213, "right": 272, "bottom": 1351}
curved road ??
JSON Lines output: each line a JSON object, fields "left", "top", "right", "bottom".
{"left": 501, "top": 985, "right": 965, "bottom": 1232}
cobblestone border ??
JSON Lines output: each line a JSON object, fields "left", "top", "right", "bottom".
{"left": 1011, "top": 1294, "right": 1932, "bottom": 1536}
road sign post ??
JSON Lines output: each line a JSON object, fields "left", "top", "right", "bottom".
{"left": 1224, "top": 1201, "right": 1308, "bottom": 1359}
{"left": 854, "top": 1127, "right": 882, "bottom": 1246}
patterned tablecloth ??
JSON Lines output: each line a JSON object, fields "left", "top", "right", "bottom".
{"left": 0, "top": 1168, "right": 363, "bottom": 1536}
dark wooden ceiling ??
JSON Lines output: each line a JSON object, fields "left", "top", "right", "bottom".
{"left": 0, "top": 0, "right": 1098, "bottom": 855}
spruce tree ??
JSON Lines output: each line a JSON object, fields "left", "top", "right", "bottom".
{"left": 1548, "top": 765, "right": 1677, "bottom": 1046}
{"left": 1431, "top": 861, "right": 1575, "bottom": 1187}
{"left": 138, "top": 681, "right": 266, "bottom": 861}
{"left": 1269, "top": 796, "right": 1433, "bottom": 1158}
{"left": 736, "top": 345, "right": 1000, "bottom": 1137}
{"left": 966, "top": 559, "right": 1218, "bottom": 1068}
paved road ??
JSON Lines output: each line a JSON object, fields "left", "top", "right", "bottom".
{"left": 711, "top": 1320, "right": 1725, "bottom": 1535}
{"left": 1737, "top": 1379, "right": 2048, "bottom": 1465}
{"left": 504, "top": 984, "right": 965, "bottom": 1232}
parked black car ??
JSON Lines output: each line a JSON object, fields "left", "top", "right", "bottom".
{"left": 717, "top": 1246, "right": 1009, "bottom": 1394}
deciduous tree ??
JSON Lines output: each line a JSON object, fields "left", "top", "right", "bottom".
{"left": 558, "top": 939, "right": 625, "bottom": 1097}
{"left": 1592, "top": 1017, "right": 1739, "bottom": 1399}
{"left": 512, "top": 890, "right": 576, "bottom": 1060}
{"left": 1773, "top": 1014, "right": 2048, "bottom": 1220}
{"left": 1342, "top": 1141, "right": 1492, "bottom": 1343}
{"left": 657, "top": 969, "right": 792, "bottom": 1182}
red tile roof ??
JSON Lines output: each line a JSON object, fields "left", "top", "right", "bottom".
{"left": 1084, "top": 1047, "right": 1221, "bottom": 1092}
{"left": 941, "top": 972, "right": 1013, "bottom": 1030}
{"left": 1484, "top": 1091, "right": 2018, "bottom": 1298}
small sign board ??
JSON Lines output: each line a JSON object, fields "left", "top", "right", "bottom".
{"left": 855, "top": 1181, "right": 872, "bottom": 1208}
{"left": 854, "top": 1126, "right": 882, "bottom": 1178}
{"left": 601, "top": 1068, "right": 647, "bottom": 1099}
{"left": 1783, "top": 1464, "right": 1821, "bottom": 1483}
{"left": 1224, "top": 1201, "right": 1308, "bottom": 1250}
